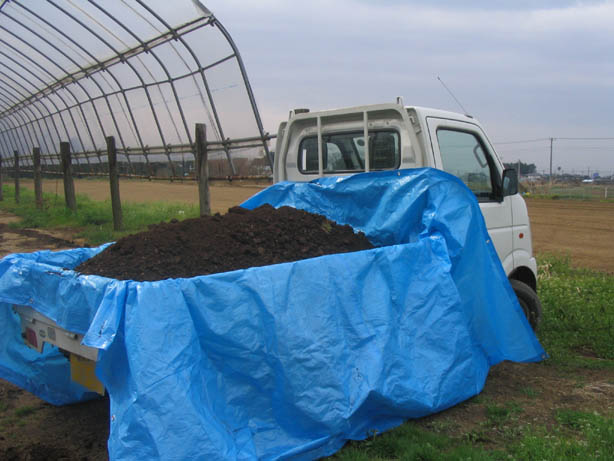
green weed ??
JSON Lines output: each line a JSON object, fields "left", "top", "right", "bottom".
{"left": 462, "top": 428, "right": 491, "bottom": 445}
{"left": 331, "top": 422, "right": 504, "bottom": 460}
{"left": 537, "top": 254, "right": 614, "bottom": 364}
{"left": 423, "top": 420, "right": 457, "bottom": 434}
{"left": 0, "top": 416, "right": 17, "bottom": 429}
{"left": 331, "top": 411, "right": 613, "bottom": 460}
{"left": 510, "top": 412, "right": 614, "bottom": 459}
{"left": 485, "top": 404, "right": 511, "bottom": 425}
{"left": 485, "top": 402, "right": 523, "bottom": 426}
{"left": 520, "top": 386, "right": 540, "bottom": 398}
{"left": 14, "top": 406, "right": 37, "bottom": 418}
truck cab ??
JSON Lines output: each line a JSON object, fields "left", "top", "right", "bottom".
{"left": 273, "top": 100, "right": 541, "bottom": 329}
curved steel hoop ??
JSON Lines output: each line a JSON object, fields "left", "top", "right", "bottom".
{"left": 0, "top": 0, "right": 273, "bottom": 179}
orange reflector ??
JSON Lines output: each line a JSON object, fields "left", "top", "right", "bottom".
{"left": 519, "top": 233, "right": 524, "bottom": 239}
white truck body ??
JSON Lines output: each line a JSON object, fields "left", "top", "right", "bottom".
{"left": 273, "top": 101, "right": 539, "bottom": 296}
{"left": 12, "top": 101, "right": 541, "bottom": 392}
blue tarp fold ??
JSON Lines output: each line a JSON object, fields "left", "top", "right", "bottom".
{"left": 0, "top": 169, "right": 545, "bottom": 460}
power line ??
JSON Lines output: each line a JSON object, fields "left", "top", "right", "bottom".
{"left": 497, "top": 147, "right": 543, "bottom": 153}
{"left": 493, "top": 138, "right": 549, "bottom": 145}
{"left": 555, "top": 137, "right": 614, "bottom": 141}
{"left": 499, "top": 145, "right": 614, "bottom": 152}
{"left": 541, "top": 145, "right": 614, "bottom": 150}
{"left": 494, "top": 136, "right": 614, "bottom": 145}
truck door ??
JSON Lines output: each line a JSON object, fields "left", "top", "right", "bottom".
{"left": 426, "top": 117, "right": 514, "bottom": 272}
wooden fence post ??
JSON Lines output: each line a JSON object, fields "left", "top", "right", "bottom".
{"left": 0, "top": 156, "right": 3, "bottom": 202}
{"left": 106, "top": 136, "right": 123, "bottom": 231}
{"left": 195, "top": 123, "right": 210, "bottom": 216}
{"left": 33, "top": 147, "right": 43, "bottom": 209}
{"left": 13, "top": 150, "right": 19, "bottom": 204}
{"left": 60, "top": 142, "right": 77, "bottom": 211}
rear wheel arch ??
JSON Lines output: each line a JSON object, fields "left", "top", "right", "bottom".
{"left": 509, "top": 266, "right": 537, "bottom": 292}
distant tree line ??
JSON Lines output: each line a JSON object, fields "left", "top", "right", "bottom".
{"left": 503, "top": 161, "right": 537, "bottom": 175}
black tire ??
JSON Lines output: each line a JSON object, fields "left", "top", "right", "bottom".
{"left": 510, "top": 279, "right": 542, "bottom": 331}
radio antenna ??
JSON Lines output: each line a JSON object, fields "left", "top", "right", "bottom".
{"left": 437, "top": 76, "right": 470, "bottom": 116}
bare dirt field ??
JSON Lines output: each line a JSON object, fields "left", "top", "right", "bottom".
{"left": 19, "top": 177, "right": 268, "bottom": 214}
{"left": 0, "top": 186, "right": 612, "bottom": 459}
{"left": 526, "top": 198, "right": 614, "bottom": 273}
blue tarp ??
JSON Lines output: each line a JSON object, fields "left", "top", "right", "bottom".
{"left": 0, "top": 168, "right": 545, "bottom": 460}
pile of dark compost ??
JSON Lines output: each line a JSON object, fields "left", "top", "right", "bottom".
{"left": 76, "top": 205, "right": 374, "bottom": 281}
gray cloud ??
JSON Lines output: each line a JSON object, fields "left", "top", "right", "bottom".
{"left": 200, "top": 0, "right": 614, "bottom": 173}
{"left": 354, "top": 0, "right": 607, "bottom": 10}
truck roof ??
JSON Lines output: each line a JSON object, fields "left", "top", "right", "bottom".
{"left": 408, "top": 106, "right": 478, "bottom": 124}
{"left": 287, "top": 102, "right": 479, "bottom": 125}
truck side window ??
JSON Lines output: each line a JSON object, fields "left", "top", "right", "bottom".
{"left": 437, "top": 129, "right": 496, "bottom": 200}
{"left": 298, "top": 130, "right": 400, "bottom": 174}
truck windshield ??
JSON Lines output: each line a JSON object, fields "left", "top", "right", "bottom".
{"left": 298, "top": 130, "right": 400, "bottom": 174}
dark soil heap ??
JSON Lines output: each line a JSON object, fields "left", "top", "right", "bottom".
{"left": 76, "top": 205, "right": 374, "bottom": 281}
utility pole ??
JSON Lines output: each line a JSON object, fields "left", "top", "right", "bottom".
{"left": 517, "top": 159, "right": 520, "bottom": 182}
{"left": 549, "top": 137, "right": 554, "bottom": 182}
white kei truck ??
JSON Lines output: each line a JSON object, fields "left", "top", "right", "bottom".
{"left": 272, "top": 99, "right": 542, "bottom": 330}
{"left": 13, "top": 98, "right": 542, "bottom": 395}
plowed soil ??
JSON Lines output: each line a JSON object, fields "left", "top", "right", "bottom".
{"left": 76, "top": 205, "right": 373, "bottom": 281}
{"left": 526, "top": 198, "right": 614, "bottom": 273}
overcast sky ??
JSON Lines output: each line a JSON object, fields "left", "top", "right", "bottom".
{"left": 201, "top": 0, "right": 614, "bottom": 175}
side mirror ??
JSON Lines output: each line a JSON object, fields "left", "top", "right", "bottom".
{"left": 502, "top": 168, "right": 518, "bottom": 197}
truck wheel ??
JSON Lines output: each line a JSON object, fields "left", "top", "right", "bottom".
{"left": 510, "top": 279, "right": 542, "bottom": 331}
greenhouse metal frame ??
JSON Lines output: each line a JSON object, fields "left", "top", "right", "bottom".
{"left": 0, "top": 0, "right": 273, "bottom": 179}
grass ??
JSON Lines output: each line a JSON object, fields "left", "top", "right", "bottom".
{"left": 0, "top": 184, "right": 199, "bottom": 245}
{"left": 485, "top": 402, "right": 523, "bottom": 425}
{"left": 537, "top": 254, "right": 614, "bottom": 365}
{"left": 520, "top": 386, "right": 540, "bottom": 398}
{"left": 332, "top": 412, "right": 614, "bottom": 460}
{"left": 332, "top": 423, "right": 499, "bottom": 461}
{"left": 329, "top": 410, "right": 613, "bottom": 460}
{"left": 13, "top": 406, "right": 37, "bottom": 418}
{"left": 523, "top": 183, "right": 613, "bottom": 202}
{"left": 512, "top": 411, "right": 614, "bottom": 460}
